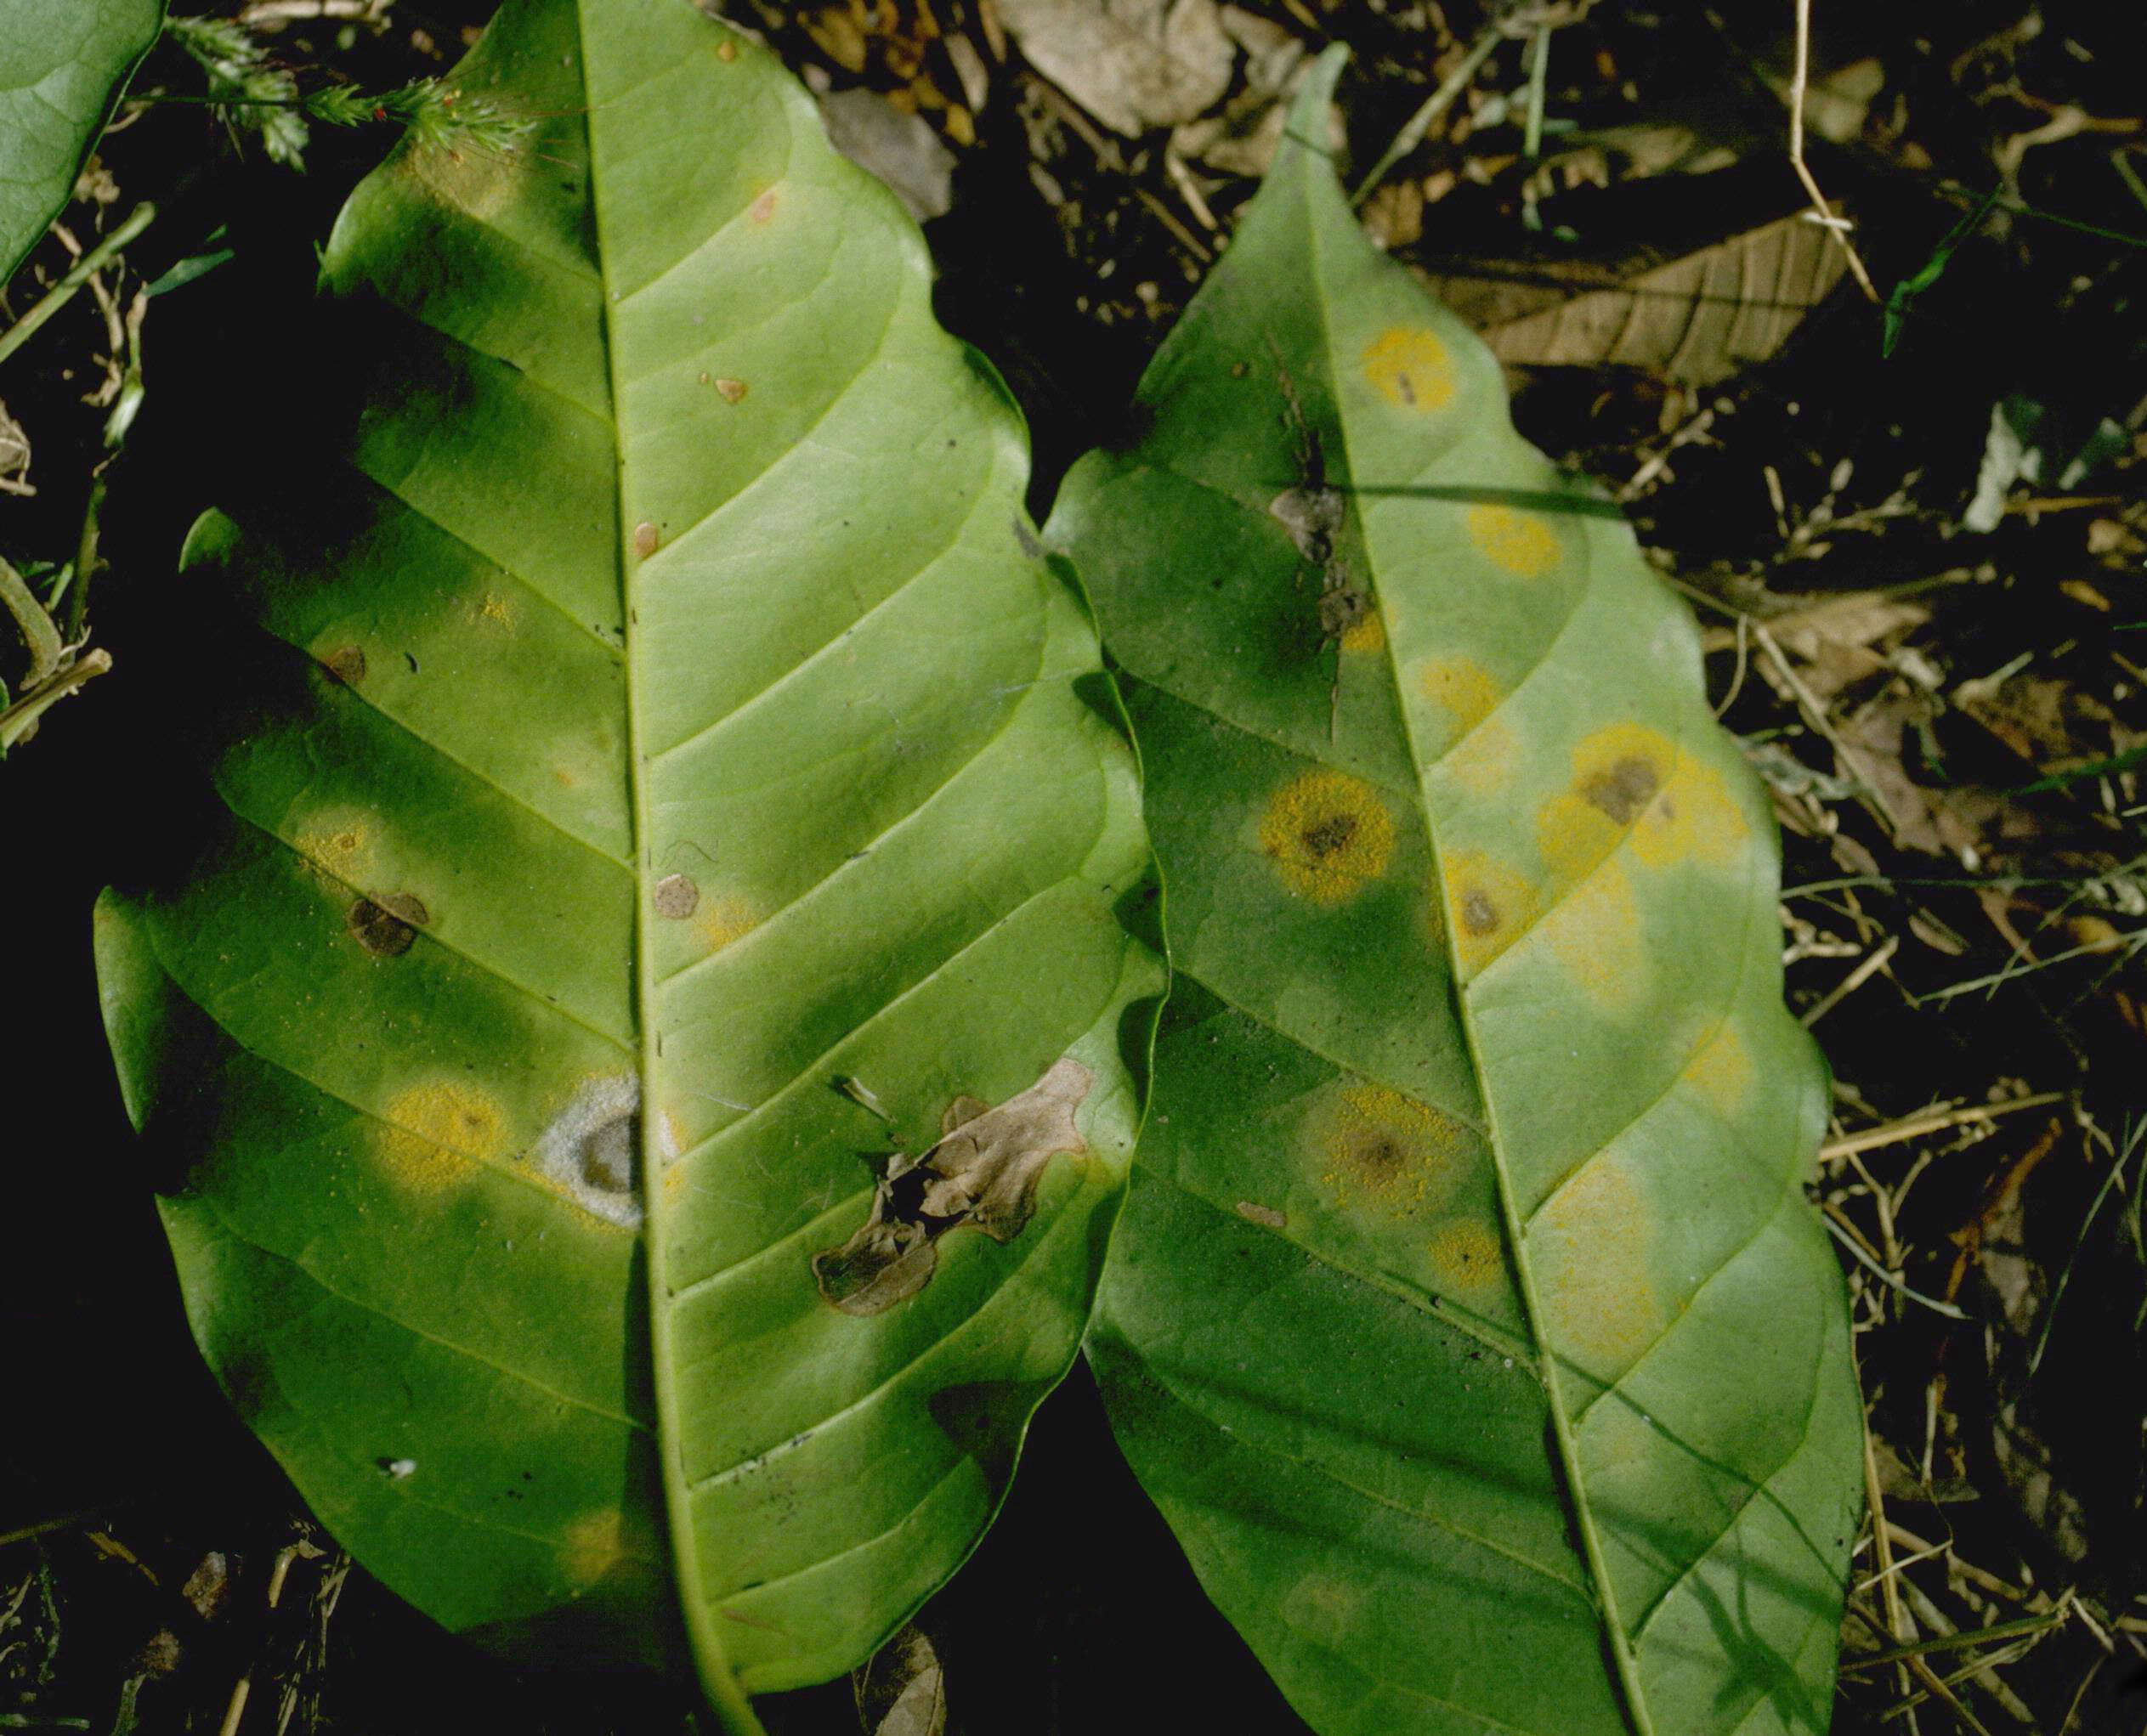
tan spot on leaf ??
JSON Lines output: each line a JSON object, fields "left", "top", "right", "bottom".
{"left": 716, "top": 35, "right": 739, "bottom": 61}
{"left": 1531, "top": 1153, "right": 1672, "bottom": 1378}
{"left": 346, "top": 896, "right": 418, "bottom": 957}
{"left": 295, "top": 819, "right": 371, "bottom": 881}
{"left": 1465, "top": 503, "right": 1561, "bottom": 578}
{"left": 378, "top": 1082, "right": 505, "bottom": 1190}
{"left": 713, "top": 376, "right": 748, "bottom": 404}
{"left": 1683, "top": 1022, "right": 1753, "bottom": 1117}
{"left": 322, "top": 645, "right": 367, "bottom": 686}
{"left": 750, "top": 186, "right": 778, "bottom": 223}
{"left": 1235, "top": 1200, "right": 1288, "bottom": 1230}
{"left": 813, "top": 1057, "right": 1094, "bottom": 1315}
{"left": 653, "top": 874, "right": 699, "bottom": 919}
{"left": 1442, "top": 850, "right": 1538, "bottom": 978}
{"left": 1362, "top": 327, "right": 1456, "bottom": 412}
{"left": 560, "top": 1508, "right": 627, "bottom": 1588}
{"left": 1257, "top": 769, "right": 1395, "bottom": 905}
{"left": 632, "top": 521, "right": 660, "bottom": 559}
{"left": 1306, "top": 1083, "right": 1473, "bottom": 1220}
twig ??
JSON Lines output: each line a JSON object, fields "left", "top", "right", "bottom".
{"left": 0, "top": 648, "right": 112, "bottom": 748}
{"left": 1823, "top": 1206, "right": 1970, "bottom": 1320}
{"left": 0, "top": 557, "right": 63, "bottom": 685}
{"left": 1802, "top": 933, "right": 1901, "bottom": 1026}
{"left": 1350, "top": 24, "right": 1504, "bottom": 206}
{"left": 0, "top": 205, "right": 156, "bottom": 370}
{"left": 1821, "top": 1092, "right": 2071, "bottom": 1162}
{"left": 1787, "top": 0, "right": 1878, "bottom": 302}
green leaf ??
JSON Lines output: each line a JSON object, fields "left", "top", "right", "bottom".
{"left": 0, "top": 0, "right": 163, "bottom": 283}
{"left": 93, "top": 2, "right": 1158, "bottom": 1725}
{"left": 1053, "top": 47, "right": 1862, "bottom": 1736}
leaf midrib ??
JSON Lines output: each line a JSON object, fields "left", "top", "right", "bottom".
{"left": 1287, "top": 150, "right": 1658, "bottom": 1735}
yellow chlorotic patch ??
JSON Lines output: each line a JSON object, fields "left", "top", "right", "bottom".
{"left": 1543, "top": 857, "right": 1650, "bottom": 1013}
{"left": 377, "top": 1081, "right": 507, "bottom": 1190}
{"left": 1530, "top": 1152, "right": 1672, "bottom": 1378}
{"left": 1682, "top": 1021, "right": 1753, "bottom": 1117}
{"left": 696, "top": 895, "right": 760, "bottom": 954}
{"left": 1338, "top": 610, "right": 1386, "bottom": 654}
{"left": 1442, "top": 850, "right": 1538, "bottom": 979}
{"left": 1465, "top": 504, "right": 1561, "bottom": 579}
{"left": 1283, "top": 1574, "right": 1368, "bottom": 1651}
{"left": 560, "top": 1508, "right": 628, "bottom": 1589}
{"left": 1445, "top": 712, "right": 1522, "bottom": 800}
{"left": 293, "top": 817, "right": 372, "bottom": 883}
{"left": 1425, "top": 1218, "right": 1508, "bottom": 1301}
{"left": 1579, "top": 1394, "right": 1661, "bottom": 1479}
{"left": 1362, "top": 327, "right": 1456, "bottom": 412}
{"left": 1634, "top": 754, "right": 1749, "bottom": 873}
{"left": 1257, "top": 769, "right": 1396, "bottom": 905}
{"left": 663, "top": 1162, "right": 691, "bottom": 1204}
{"left": 407, "top": 136, "right": 527, "bottom": 221}
{"left": 475, "top": 591, "right": 515, "bottom": 627}
{"left": 1308, "top": 1083, "right": 1474, "bottom": 1219}
{"left": 1416, "top": 655, "right": 1501, "bottom": 742}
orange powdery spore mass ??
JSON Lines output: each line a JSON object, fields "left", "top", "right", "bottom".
{"left": 1362, "top": 327, "right": 1456, "bottom": 412}
{"left": 1257, "top": 768, "right": 1396, "bottom": 905}
{"left": 377, "top": 1081, "right": 507, "bottom": 1190}
{"left": 1465, "top": 503, "right": 1561, "bottom": 579}
{"left": 1442, "top": 849, "right": 1538, "bottom": 979}
{"left": 1338, "top": 609, "right": 1386, "bottom": 653}
{"left": 1311, "top": 1083, "right": 1473, "bottom": 1220}
{"left": 293, "top": 817, "right": 372, "bottom": 882}
{"left": 1530, "top": 1151, "right": 1673, "bottom": 1380}
{"left": 1416, "top": 654, "right": 1501, "bottom": 744}
{"left": 1425, "top": 1218, "right": 1507, "bottom": 1301}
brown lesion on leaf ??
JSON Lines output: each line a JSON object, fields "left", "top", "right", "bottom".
{"left": 346, "top": 892, "right": 428, "bottom": 957}
{"left": 813, "top": 1057, "right": 1095, "bottom": 1316}
{"left": 322, "top": 645, "right": 367, "bottom": 686}
{"left": 1580, "top": 755, "right": 1663, "bottom": 826}
{"left": 653, "top": 873, "right": 699, "bottom": 919}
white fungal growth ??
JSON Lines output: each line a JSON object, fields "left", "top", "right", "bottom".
{"left": 531, "top": 1074, "right": 643, "bottom": 1229}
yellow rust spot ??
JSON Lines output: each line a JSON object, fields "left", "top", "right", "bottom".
{"left": 1308, "top": 1083, "right": 1473, "bottom": 1219}
{"left": 1543, "top": 857, "right": 1649, "bottom": 1013}
{"left": 560, "top": 1508, "right": 627, "bottom": 1589}
{"left": 1425, "top": 1218, "right": 1507, "bottom": 1301}
{"left": 1531, "top": 1152, "right": 1671, "bottom": 1377}
{"left": 377, "top": 1081, "right": 506, "bottom": 1190}
{"left": 716, "top": 35, "right": 739, "bottom": 61}
{"left": 1538, "top": 722, "right": 1748, "bottom": 884}
{"left": 1442, "top": 850, "right": 1538, "bottom": 979}
{"left": 475, "top": 591, "right": 515, "bottom": 628}
{"left": 1465, "top": 503, "right": 1561, "bottom": 579}
{"left": 1683, "top": 1021, "right": 1753, "bottom": 1117}
{"left": 1337, "top": 609, "right": 1385, "bottom": 654}
{"left": 1362, "top": 327, "right": 1455, "bottom": 412}
{"left": 696, "top": 895, "right": 760, "bottom": 955}
{"left": 1257, "top": 769, "right": 1395, "bottom": 905}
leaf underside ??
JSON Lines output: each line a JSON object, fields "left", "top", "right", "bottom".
{"left": 93, "top": 1, "right": 1155, "bottom": 1722}
{"left": 1055, "top": 48, "right": 1862, "bottom": 1736}
{"left": 0, "top": 0, "right": 163, "bottom": 281}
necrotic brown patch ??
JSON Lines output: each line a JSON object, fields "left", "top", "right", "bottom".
{"left": 324, "top": 646, "right": 367, "bottom": 686}
{"left": 347, "top": 897, "right": 416, "bottom": 957}
{"left": 632, "top": 522, "right": 660, "bottom": 559}
{"left": 1581, "top": 756, "right": 1663, "bottom": 826}
{"left": 1460, "top": 889, "right": 1499, "bottom": 936}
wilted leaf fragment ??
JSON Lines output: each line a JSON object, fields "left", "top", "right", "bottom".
{"left": 0, "top": 0, "right": 164, "bottom": 281}
{"left": 93, "top": 3, "right": 1155, "bottom": 1728}
{"left": 1055, "top": 49, "right": 1862, "bottom": 1736}
{"left": 1428, "top": 213, "right": 1848, "bottom": 386}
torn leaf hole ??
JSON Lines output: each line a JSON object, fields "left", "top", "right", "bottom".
{"left": 813, "top": 1058, "right": 1094, "bottom": 1316}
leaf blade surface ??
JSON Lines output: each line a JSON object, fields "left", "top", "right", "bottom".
{"left": 1054, "top": 48, "right": 1861, "bottom": 1736}
{"left": 96, "top": 2, "right": 1157, "bottom": 1722}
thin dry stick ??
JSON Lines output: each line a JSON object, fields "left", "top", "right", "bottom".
{"left": 1753, "top": 620, "right": 1910, "bottom": 839}
{"left": 1350, "top": 23, "right": 1504, "bottom": 206}
{"left": 1788, "top": 0, "right": 1879, "bottom": 301}
{"left": 1821, "top": 1092, "right": 2071, "bottom": 1163}
{"left": 1803, "top": 933, "right": 1901, "bottom": 1026}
